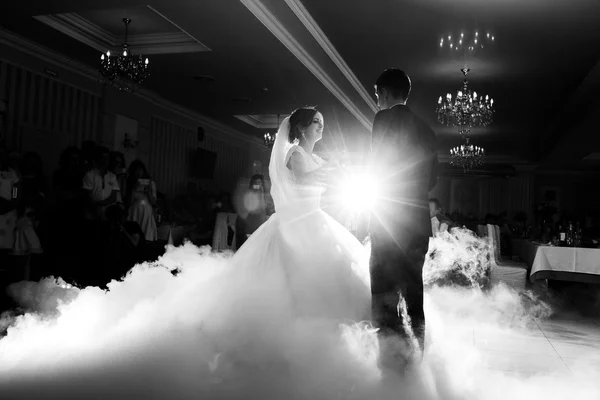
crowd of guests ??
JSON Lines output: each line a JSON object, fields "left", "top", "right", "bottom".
{"left": 428, "top": 198, "right": 536, "bottom": 257}
{"left": 0, "top": 141, "right": 181, "bottom": 316}
{"left": 0, "top": 138, "right": 274, "bottom": 310}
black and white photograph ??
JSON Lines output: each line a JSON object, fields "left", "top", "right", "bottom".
{"left": 0, "top": 1, "right": 600, "bottom": 399}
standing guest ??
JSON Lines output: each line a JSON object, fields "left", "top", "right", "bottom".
{"left": 82, "top": 146, "right": 121, "bottom": 222}
{"left": 81, "top": 146, "right": 120, "bottom": 285}
{"left": 0, "top": 146, "right": 20, "bottom": 282}
{"left": 16, "top": 152, "right": 46, "bottom": 234}
{"left": 125, "top": 160, "right": 157, "bottom": 242}
{"left": 238, "top": 174, "right": 271, "bottom": 246}
{"left": 13, "top": 152, "right": 45, "bottom": 280}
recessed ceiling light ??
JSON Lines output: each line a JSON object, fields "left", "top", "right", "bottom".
{"left": 262, "top": 87, "right": 269, "bottom": 92}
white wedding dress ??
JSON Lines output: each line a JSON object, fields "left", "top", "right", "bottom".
{"left": 188, "top": 118, "right": 375, "bottom": 394}
{"left": 231, "top": 142, "right": 372, "bottom": 323}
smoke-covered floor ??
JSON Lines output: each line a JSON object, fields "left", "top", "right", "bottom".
{"left": 451, "top": 308, "right": 600, "bottom": 377}
{"left": 0, "top": 229, "right": 599, "bottom": 399}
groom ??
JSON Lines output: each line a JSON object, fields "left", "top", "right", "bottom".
{"left": 369, "top": 69, "right": 438, "bottom": 372}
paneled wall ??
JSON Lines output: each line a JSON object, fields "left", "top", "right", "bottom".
{"left": 533, "top": 171, "right": 600, "bottom": 221}
{"left": 0, "top": 40, "right": 269, "bottom": 197}
{"left": 0, "top": 59, "right": 100, "bottom": 153}
{"left": 430, "top": 174, "right": 532, "bottom": 220}
{"left": 149, "top": 117, "right": 249, "bottom": 196}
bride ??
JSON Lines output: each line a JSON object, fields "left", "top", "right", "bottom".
{"left": 0, "top": 107, "right": 378, "bottom": 400}
{"left": 229, "top": 107, "right": 371, "bottom": 323}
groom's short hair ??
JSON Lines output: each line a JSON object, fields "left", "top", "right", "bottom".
{"left": 376, "top": 69, "right": 411, "bottom": 101}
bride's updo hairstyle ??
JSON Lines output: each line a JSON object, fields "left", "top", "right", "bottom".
{"left": 287, "top": 107, "right": 318, "bottom": 143}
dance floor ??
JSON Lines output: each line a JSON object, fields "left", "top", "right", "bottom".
{"left": 448, "top": 311, "right": 600, "bottom": 377}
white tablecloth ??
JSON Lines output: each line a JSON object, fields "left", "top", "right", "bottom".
{"left": 530, "top": 245, "right": 600, "bottom": 283}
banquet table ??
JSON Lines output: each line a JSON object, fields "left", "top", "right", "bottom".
{"left": 512, "top": 239, "right": 600, "bottom": 284}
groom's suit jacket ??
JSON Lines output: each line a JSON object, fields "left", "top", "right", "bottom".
{"left": 369, "top": 104, "right": 438, "bottom": 256}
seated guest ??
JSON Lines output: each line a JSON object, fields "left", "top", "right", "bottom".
{"left": 429, "top": 198, "right": 457, "bottom": 235}
{"left": 497, "top": 210, "right": 513, "bottom": 254}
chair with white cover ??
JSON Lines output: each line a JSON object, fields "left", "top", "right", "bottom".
{"left": 212, "top": 212, "right": 238, "bottom": 251}
{"left": 493, "top": 225, "right": 528, "bottom": 267}
{"left": 487, "top": 224, "right": 527, "bottom": 291}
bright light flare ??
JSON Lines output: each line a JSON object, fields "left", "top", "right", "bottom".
{"left": 338, "top": 173, "right": 380, "bottom": 213}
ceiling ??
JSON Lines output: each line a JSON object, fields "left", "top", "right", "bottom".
{"left": 1, "top": 0, "right": 599, "bottom": 165}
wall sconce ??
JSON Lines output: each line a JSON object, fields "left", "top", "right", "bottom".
{"left": 122, "top": 133, "right": 139, "bottom": 149}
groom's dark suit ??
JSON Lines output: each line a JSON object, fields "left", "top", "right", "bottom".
{"left": 369, "top": 104, "right": 438, "bottom": 367}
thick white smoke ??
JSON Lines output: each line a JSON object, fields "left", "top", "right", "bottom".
{"left": 423, "top": 228, "right": 492, "bottom": 289}
{"left": 0, "top": 234, "right": 598, "bottom": 400}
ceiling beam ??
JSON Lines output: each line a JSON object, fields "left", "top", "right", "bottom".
{"left": 240, "top": 0, "right": 374, "bottom": 132}
{"left": 283, "top": 0, "right": 378, "bottom": 115}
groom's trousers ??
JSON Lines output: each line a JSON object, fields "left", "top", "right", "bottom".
{"left": 369, "top": 231, "right": 429, "bottom": 371}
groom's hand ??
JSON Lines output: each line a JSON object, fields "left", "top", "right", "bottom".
{"left": 329, "top": 151, "right": 349, "bottom": 169}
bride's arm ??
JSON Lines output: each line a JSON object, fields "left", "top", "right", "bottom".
{"left": 287, "top": 152, "right": 323, "bottom": 185}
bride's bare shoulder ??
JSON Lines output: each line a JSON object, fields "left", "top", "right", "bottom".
{"left": 286, "top": 146, "right": 306, "bottom": 171}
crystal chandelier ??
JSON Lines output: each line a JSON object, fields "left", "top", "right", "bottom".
{"left": 450, "top": 136, "right": 485, "bottom": 172}
{"left": 264, "top": 132, "right": 275, "bottom": 147}
{"left": 436, "top": 67, "right": 494, "bottom": 136}
{"left": 264, "top": 114, "right": 280, "bottom": 147}
{"left": 439, "top": 30, "right": 494, "bottom": 53}
{"left": 99, "top": 18, "right": 150, "bottom": 93}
